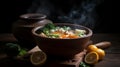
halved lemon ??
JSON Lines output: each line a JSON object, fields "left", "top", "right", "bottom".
{"left": 87, "top": 45, "right": 105, "bottom": 60}
{"left": 30, "top": 51, "right": 47, "bottom": 66}
{"left": 84, "top": 51, "right": 99, "bottom": 64}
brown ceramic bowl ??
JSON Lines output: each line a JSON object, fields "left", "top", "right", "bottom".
{"left": 32, "top": 23, "right": 93, "bottom": 59}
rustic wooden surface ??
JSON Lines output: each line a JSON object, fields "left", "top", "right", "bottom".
{"left": 0, "top": 33, "right": 120, "bottom": 67}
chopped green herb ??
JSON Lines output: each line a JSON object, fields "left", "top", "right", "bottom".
{"left": 63, "top": 26, "right": 71, "bottom": 30}
{"left": 18, "top": 48, "right": 28, "bottom": 56}
{"left": 44, "top": 23, "right": 56, "bottom": 29}
{"left": 80, "top": 62, "right": 90, "bottom": 67}
{"left": 48, "top": 34, "right": 59, "bottom": 38}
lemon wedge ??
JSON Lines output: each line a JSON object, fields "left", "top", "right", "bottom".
{"left": 30, "top": 51, "right": 47, "bottom": 66}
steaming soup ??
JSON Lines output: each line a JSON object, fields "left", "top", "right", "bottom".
{"left": 39, "top": 23, "right": 87, "bottom": 39}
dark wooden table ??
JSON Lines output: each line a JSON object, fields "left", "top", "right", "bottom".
{"left": 0, "top": 33, "right": 120, "bottom": 67}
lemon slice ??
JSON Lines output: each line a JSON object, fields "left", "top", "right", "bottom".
{"left": 84, "top": 51, "right": 99, "bottom": 64}
{"left": 30, "top": 51, "right": 47, "bottom": 66}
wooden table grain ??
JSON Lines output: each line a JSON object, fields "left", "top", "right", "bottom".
{"left": 0, "top": 33, "right": 120, "bottom": 67}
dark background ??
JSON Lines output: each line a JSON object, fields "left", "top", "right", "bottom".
{"left": 0, "top": 0, "right": 113, "bottom": 33}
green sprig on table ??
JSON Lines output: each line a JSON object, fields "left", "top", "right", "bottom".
{"left": 5, "top": 43, "right": 28, "bottom": 57}
{"left": 80, "top": 62, "right": 90, "bottom": 67}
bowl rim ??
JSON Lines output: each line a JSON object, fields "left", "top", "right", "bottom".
{"left": 32, "top": 23, "right": 93, "bottom": 40}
